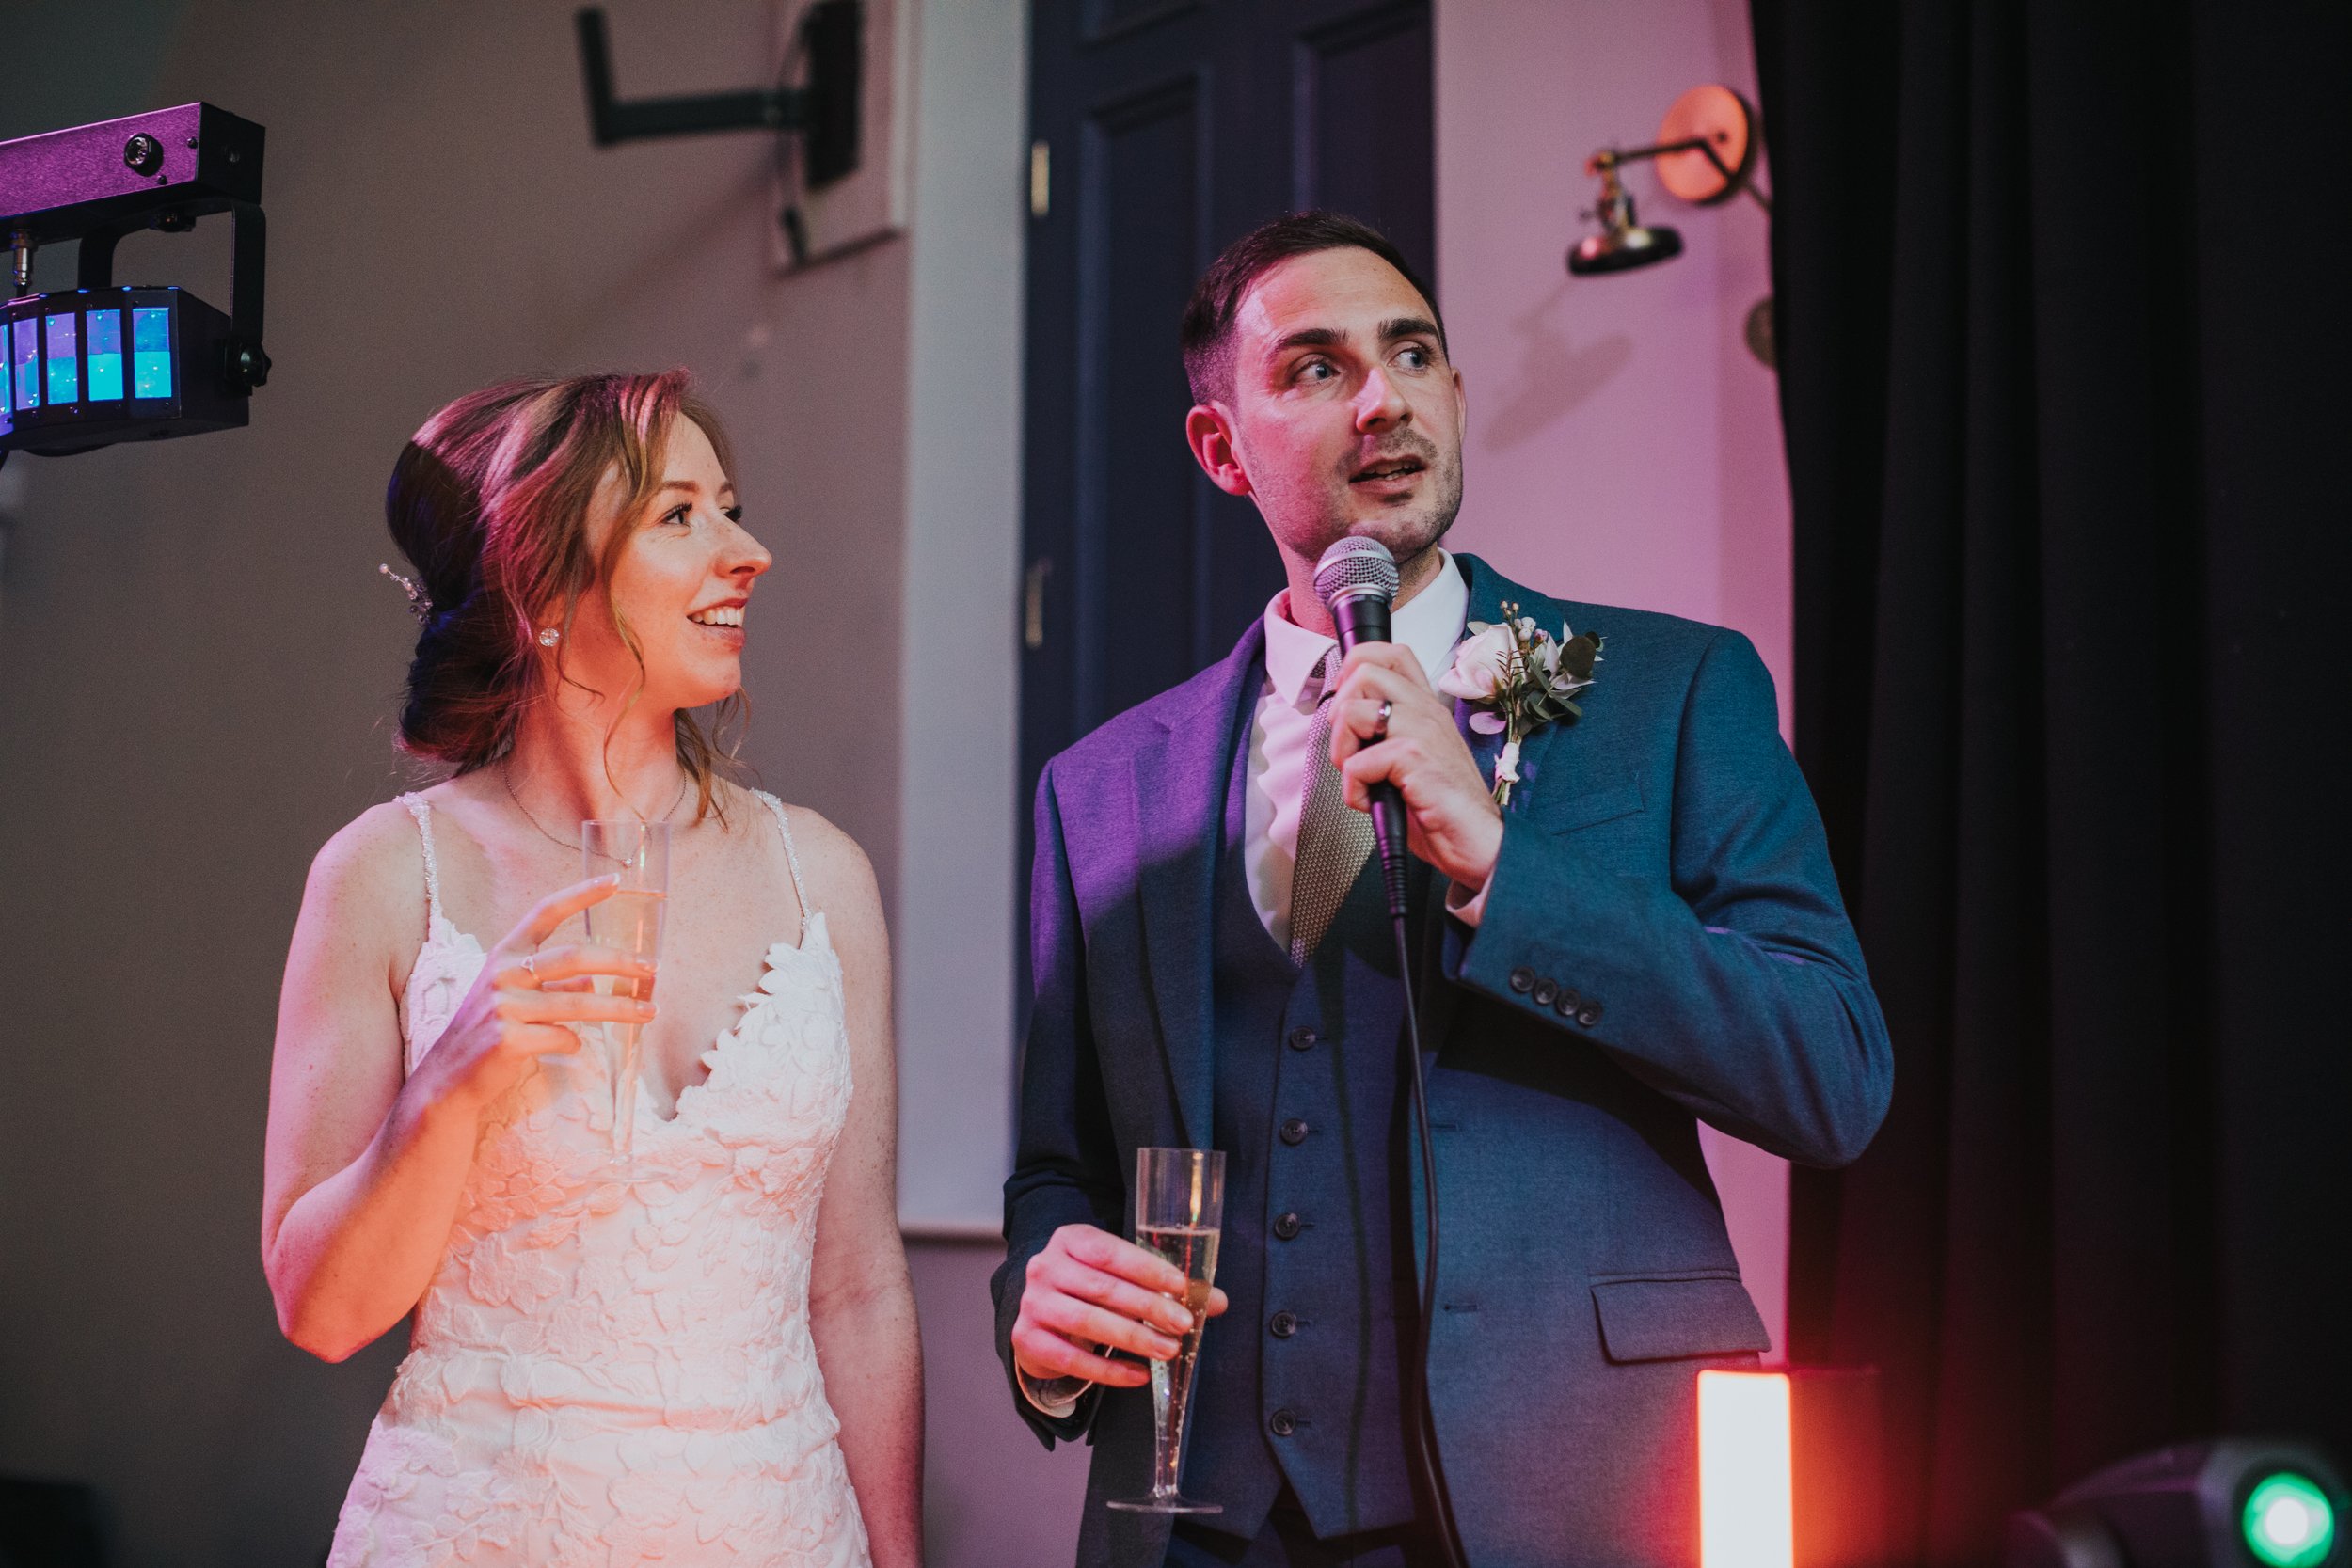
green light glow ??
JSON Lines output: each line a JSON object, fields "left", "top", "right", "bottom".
{"left": 2244, "top": 1473, "right": 2335, "bottom": 1568}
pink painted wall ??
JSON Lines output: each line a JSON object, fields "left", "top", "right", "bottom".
{"left": 1435, "top": 0, "right": 1794, "bottom": 1359}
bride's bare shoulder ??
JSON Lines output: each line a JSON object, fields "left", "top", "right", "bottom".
{"left": 298, "top": 797, "right": 433, "bottom": 937}
{"left": 741, "top": 792, "right": 880, "bottom": 919}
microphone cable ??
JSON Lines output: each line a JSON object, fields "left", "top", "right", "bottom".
{"left": 1380, "top": 857, "right": 1470, "bottom": 1568}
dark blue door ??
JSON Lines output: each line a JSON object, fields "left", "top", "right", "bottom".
{"left": 1018, "top": 0, "right": 1434, "bottom": 914}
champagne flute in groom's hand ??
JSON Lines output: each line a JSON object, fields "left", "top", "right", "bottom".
{"left": 1106, "top": 1148, "right": 1226, "bottom": 1515}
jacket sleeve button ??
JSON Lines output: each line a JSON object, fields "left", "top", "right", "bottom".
{"left": 1507, "top": 966, "right": 1536, "bottom": 994}
{"left": 1532, "top": 979, "right": 1559, "bottom": 1006}
{"left": 1554, "top": 987, "right": 1581, "bottom": 1017}
{"left": 1577, "top": 1002, "right": 1602, "bottom": 1027}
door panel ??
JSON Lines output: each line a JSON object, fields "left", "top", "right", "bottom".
{"left": 1294, "top": 6, "right": 1437, "bottom": 271}
{"left": 1077, "top": 74, "right": 1212, "bottom": 723}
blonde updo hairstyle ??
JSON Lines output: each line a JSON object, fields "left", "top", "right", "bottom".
{"left": 385, "top": 371, "right": 745, "bottom": 820}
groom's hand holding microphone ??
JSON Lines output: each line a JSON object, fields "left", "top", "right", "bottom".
{"left": 1312, "top": 536, "right": 1504, "bottom": 897}
{"left": 1012, "top": 1224, "right": 1230, "bottom": 1389}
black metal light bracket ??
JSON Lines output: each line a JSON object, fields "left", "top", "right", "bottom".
{"left": 574, "top": 3, "right": 862, "bottom": 188}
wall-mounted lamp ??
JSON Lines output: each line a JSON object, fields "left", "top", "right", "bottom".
{"left": 1569, "top": 85, "right": 1769, "bottom": 276}
{"left": 1568, "top": 86, "right": 1777, "bottom": 364}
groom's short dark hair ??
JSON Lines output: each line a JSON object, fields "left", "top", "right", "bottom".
{"left": 1180, "top": 210, "right": 1444, "bottom": 405}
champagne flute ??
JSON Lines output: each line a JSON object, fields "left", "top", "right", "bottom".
{"left": 581, "top": 819, "right": 668, "bottom": 1156}
{"left": 1106, "top": 1147, "right": 1226, "bottom": 1515}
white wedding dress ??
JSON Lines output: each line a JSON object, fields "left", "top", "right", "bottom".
{"left": 326, "top": 791, "right": 872, "bottom": 1568}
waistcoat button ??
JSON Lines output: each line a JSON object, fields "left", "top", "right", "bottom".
{"left": 1273, "top": 1212, "right": 1303, "bottom": 1241}
{"left": 1279, "top": 1117, "right": 1310, "bottom": 1146}
{"left": 1269, "top": 1310, "right": 1298, "bottom": 1338}
{"left": 1269, "top": 1408, "right": 1298, "bottom": 1437}
{"left": 1287, "top": 1026, "right": 1318, "bottom": 1051}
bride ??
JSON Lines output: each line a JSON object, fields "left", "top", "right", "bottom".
{"left": 262, "top": 372, "right": 920, "bottom": 1566}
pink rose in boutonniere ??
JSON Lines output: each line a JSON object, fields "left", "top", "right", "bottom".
{"left": 1437, "top": 602, "right": 1603, "bottom": 806}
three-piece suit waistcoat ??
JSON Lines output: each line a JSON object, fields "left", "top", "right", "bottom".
{"left": 1184, "top": 662, "right": 1431, "bottom": 1543}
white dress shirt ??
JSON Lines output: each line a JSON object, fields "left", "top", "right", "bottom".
{"left": 1019, "top": 550, "right": 1483, "bottom": 1420}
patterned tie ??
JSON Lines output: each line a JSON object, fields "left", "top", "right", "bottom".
{"left": 1288, "top": 647, "right": 1377, "bottom": 965}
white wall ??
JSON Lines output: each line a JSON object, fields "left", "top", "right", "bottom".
{"left": 1436, "top": 0, "right": 1794, "bottom": 1358}
{"left": 896, "top": 0, "right": 1026, "bottom": 1235}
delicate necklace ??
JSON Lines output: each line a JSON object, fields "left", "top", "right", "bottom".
{"left": 501, "top": 762, "right": 689, "bottom": 851}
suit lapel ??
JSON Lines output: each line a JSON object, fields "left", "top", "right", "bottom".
{"left": 1422, "top": 553, "right": 1575, "bottom": 1049}
{"left": 1131, "top": 624, "right": 1264, "bottom": 1150}
{"left": 1452, "top": 551, "right": 1581, "bottom": 805}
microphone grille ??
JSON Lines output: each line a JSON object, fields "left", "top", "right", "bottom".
{"left": 1312, "top": 536, "right": 1400, "bottom": 610}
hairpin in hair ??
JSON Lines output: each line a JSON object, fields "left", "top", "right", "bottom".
{"left": 379, "top": 562, "right": 433, "bottom": 624}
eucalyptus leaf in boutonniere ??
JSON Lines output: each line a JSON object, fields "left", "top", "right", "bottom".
{"left": 1436, "top": 602, "right": 1604, "bottom": 806}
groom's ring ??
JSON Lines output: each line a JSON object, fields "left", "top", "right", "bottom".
{"left": 1373, "top": 700, "right": 1392, "bottom": 742}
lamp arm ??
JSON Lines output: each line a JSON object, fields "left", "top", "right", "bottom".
{"left": 1599, "top": 135, "right": 1772, "bottom": 212}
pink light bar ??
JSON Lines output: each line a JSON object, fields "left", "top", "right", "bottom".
{"left": 1700, "top": 1369, "right": 1795, "bottom": 1568}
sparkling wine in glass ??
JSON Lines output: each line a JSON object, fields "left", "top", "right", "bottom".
{"left": 1107, "top": 1147, "right": 1226, "bottom": 1515}
{"left": 581, "top": 819, "right": 668, "bottom": 1156}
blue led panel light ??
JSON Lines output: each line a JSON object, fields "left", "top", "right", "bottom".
{"left": 10, "top": 320, "right": 40, "bottom": 411}
{"left": 131, "top": 306, "right": 173, "bottom": 399}
{"left": 44, "top": 314, "right": 81, "bottom": 404}
{"left": 86, "top": 309, "right": 125, "bottom": 401}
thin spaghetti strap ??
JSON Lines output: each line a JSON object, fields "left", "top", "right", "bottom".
{"left": 396, "top": 792, "right": 447, "bottom": 927}
{"left": 753, "top": 789, "right": 813, "bottom": 932}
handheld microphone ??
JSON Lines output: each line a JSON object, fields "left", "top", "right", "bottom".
{"left": 1312, "top": 536, "right": 1409, "bottom": 919}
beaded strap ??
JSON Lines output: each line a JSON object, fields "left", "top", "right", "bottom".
{"left": 396, "top": 792, "right": 446, "bottom": 927}
{"left": 753, "top": 790, "right": 813, "bottom": 933}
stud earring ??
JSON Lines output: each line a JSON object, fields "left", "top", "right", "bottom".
{"left": 537, "top": 626, "right": 562, "bottom": 647}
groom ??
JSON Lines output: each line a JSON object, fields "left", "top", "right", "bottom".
{"left": 993, "top": 212, "right": 1893, "bottom": 1567}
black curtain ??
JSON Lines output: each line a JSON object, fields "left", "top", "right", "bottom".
{"left": 1751, "top": 1, "right": 2352, "bottom": 1561}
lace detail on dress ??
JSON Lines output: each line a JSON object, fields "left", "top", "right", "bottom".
{"left": 330, "top": 794, "right": 871, "bottom": 1567}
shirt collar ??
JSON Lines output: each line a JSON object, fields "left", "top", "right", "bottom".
{"left": 1263, "top": 547, "right": 1470, "bottom": 706}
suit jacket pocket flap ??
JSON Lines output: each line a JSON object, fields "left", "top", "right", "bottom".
{"left": 1533, "top": 780, "right": 1645, "bottom": 835}
{"left": 1591, "top": 1276, "right": 1771, "bottom": 1363}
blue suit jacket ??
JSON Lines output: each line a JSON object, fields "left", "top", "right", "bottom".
{"left": 993, "top": 553, "right": 1893, "bottom": 1567}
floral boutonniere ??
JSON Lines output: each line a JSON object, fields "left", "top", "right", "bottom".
{"left": 1437, "top": 603, "right": 1604, "bottom": 806}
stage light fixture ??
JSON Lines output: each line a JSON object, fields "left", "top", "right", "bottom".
{"left": 2007, "top": 1439, "right": 2348, "bottom": 1568}
{"left": 0, "top": 102, "right": 268, "bottom": 465}
{"left": 2245, "top": 1474, "right": 2334, "bottom": 1568}
{"left": 1696, "top": 1366, "right": 1886, "bottom": 1568}
{"left": 1701, "top": 1370, "right": 1798, "bottom": 1568}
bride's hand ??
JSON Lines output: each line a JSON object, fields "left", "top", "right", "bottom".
{"left": 409, "top": 876, "right": 658, "bottom": 1118}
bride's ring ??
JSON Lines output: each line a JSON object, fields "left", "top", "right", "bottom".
{"left": 521, "top": 953, "right": 540, "bottom": 983}
{"left": 1373, "top": 699, "right": 1392, "bottom": 742}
